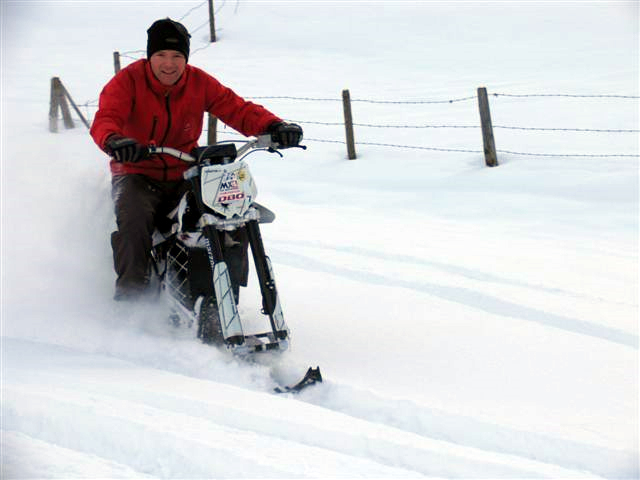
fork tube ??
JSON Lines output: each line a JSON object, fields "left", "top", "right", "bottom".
{"left": 246, "top": 220, "right": 279, "bottom": 328}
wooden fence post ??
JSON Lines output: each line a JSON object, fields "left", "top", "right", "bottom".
{"left": 207, "top": 114, "right": 218, "bottom": 144}
{"left": 208, "top": 0, "right": 217, "bottom": 42}
{"left": 342, "top": 89, "right": 357, "bottom": 160}
{"left": 113, "top": 51, "right": 121, "bottom": 74}
{"left": 49, "top": 77, "right": 90, "bottom": 132}
{"left": 477, "top": 87, "right": 498, "bottom": 167}
{"left": 49, "top": 77, "right": 60, "bottom": 133}
{"left": 49, "top": 77, "right": 74, "bottom": 130}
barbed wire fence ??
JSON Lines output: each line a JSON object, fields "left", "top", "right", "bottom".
{"left": 237, "top": 91, "right": 640, "bottom": 164}
{"left": 68, "top": 89, "right": 639, "bottom": 164}
{"left": 51, "top": 0, "right": 640, "bottom": 165}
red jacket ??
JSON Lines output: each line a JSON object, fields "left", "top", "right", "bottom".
{"left": 90, "top": 59, "right": 281, "bottom": 181}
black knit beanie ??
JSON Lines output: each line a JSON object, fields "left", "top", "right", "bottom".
{"left": 147, "top": 18, "right": 191, "bottom": 62}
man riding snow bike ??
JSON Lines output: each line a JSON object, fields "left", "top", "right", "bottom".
{"left": 89, "top": 17, "right": 302, "bottom": 301}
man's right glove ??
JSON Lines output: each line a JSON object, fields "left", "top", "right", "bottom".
{"left": 105, "top": 135, "right": 148, "bottom": 163}
{"left": 267, "top": 122, "right": 303, "bottom": 148}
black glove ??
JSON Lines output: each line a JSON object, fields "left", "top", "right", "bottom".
{"left": 105, "top": 135, "right": 148, "bottom": 163}
{"left": 266, "top": 122, "right": 303, "bottom": 148}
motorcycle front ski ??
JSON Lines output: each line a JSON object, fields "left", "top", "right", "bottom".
{"left": 274, "top": 366, "right": 323, "bottom": 394}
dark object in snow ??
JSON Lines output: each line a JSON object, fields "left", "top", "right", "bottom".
{"left": 274, "top": 367, "right": 323, "bottom": 394}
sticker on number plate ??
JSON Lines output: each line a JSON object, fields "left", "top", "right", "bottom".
{"left": 216, "top": 171, "right": 245, "bottom": 204}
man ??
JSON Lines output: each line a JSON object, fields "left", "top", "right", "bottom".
{"left": 90, "top": 18, "right": 302, "bottom": 300}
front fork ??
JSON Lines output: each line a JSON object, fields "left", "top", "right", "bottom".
{"left": 190, "top": 175, "right": 288, "bottom": 345}
{"left": 246, "top": 220, "right": 288, "bottom": 340}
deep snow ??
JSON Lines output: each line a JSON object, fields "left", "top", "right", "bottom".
{"left": 1, "top": 1, "right": 638, "bottom": 478}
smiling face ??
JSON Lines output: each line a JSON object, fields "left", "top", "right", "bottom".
{"left": 149, "top": 50, "right": 187, "bottom": 86}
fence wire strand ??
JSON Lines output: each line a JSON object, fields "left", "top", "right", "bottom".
{"left": 251, "top": 95, "right": 478, "bottom": 104}
{"left": 493, "top": 93, "right": 640, "bottom": 99}
{"left": 287, "top": 119, "right": 638, "bottom": 133}
{"left": 300, "top": 139, "right": 636, "bottom": 158}
{"left": 496, "top": 149, "right": 639, "bottom": 158}
{"left": 178, "top": 1, "right": 207, "bottom": 21}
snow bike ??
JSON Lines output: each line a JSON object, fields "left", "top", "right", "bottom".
{"left": 147, "top": 136, "right": 311, "bottom": 361}
{"left": 145, "top": 135, "right": 322, "bottom": 393}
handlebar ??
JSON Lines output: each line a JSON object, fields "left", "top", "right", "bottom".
{"left": 147, "top": 134, "right": 305, "bottom": 164}
{"left": 148, "top": 146, "right": 197, "bottom": 162}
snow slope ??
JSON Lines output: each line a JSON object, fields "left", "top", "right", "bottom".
{"left": 1, "top": 1, "right": 638, "bottom": 478}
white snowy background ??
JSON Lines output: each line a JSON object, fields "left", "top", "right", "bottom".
{"left": 1, "top": 1, "right": 638, "bottom": 478}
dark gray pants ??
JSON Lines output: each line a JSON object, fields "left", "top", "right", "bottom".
{"left": 111, "top": 175, "right": 189, "bottom": 299}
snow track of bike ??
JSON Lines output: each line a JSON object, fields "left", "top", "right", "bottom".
{"left": 2, "top": 338, "right": 621, "bottom": 479}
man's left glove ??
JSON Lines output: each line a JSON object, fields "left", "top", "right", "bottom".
{"left": 266, "top": 122, "right": 303, "bottom": 148}
{"left": 105, "top": 135, "right": 148, "bottom": 163}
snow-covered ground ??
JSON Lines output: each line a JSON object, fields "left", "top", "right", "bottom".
{"left": 1, "top": 1, "right": 638, "bottom": 478}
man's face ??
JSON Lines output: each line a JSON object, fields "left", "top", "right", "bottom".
{"left": 149, "top": 50, "right": 186, "bottom": 86}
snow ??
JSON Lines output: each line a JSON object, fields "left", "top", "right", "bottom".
{"left": 1, "top": 1, "right": 638, "bottom": 478}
